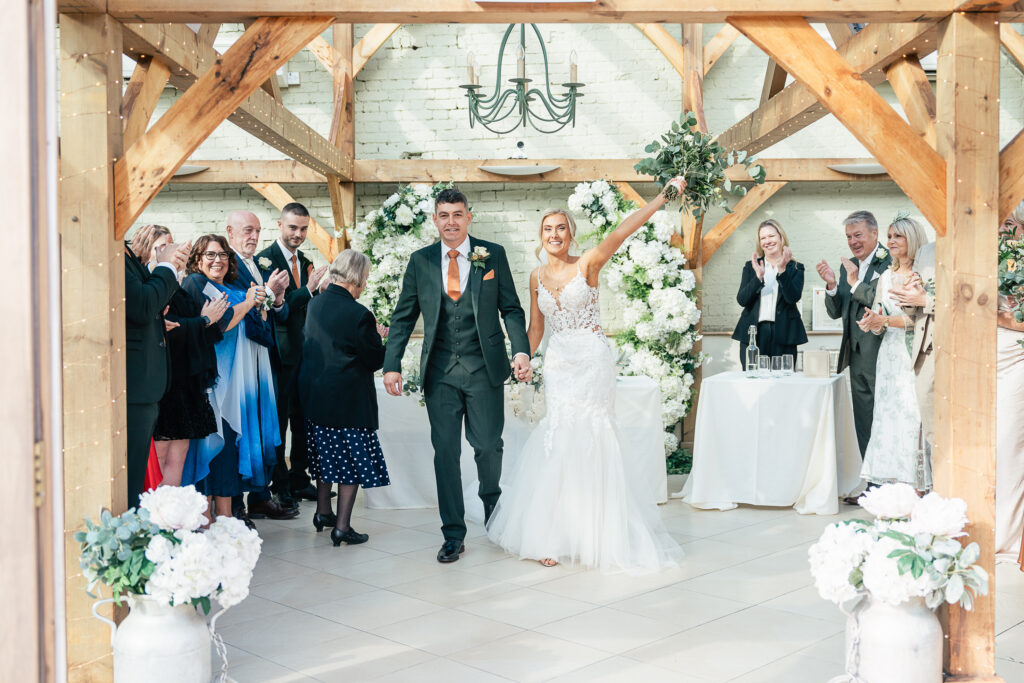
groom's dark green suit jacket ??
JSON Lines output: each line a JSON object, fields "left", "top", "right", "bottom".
{"left": 383, "top": 237, "right": 530, "bottom": 388}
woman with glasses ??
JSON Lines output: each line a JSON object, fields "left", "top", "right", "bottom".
{"left": 144, "top": 228, "right": 230, "bottom": 488}
{"left": 179, "top": 234, "right": 279, "bottom": 522}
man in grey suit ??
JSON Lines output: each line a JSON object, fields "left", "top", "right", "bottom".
{"left": 817, "top": 210, "right": 892, "bottom": 467}
{"left": 383, "top": 187, "right": 532, "bottom": 563}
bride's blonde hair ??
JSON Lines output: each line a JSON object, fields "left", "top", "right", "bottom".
{"left": 535, "top": 209, "right": 578, "bottom": 260}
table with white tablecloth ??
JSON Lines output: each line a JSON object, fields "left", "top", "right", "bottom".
{"left": 363, "top": 376, "right": 667, "bottom": 520}
{"left": 678, "top": 370, "right": 862, "bottom": 515}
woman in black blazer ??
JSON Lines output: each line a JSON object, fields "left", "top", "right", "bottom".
{"left": 731, "top": 219, "right": 808, "bottom": 367}
{"left": 299, "top": 249, "right": 390, "bottom": 547}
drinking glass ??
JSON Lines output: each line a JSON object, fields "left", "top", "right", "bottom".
{"left": 796, "top": 351, "right": 804, "bottom": 373}
{"left": 782, "top": 354, "right": 794, "bottom": 375}
{"left": 758, "top": 356, "right": 771, "bottom": 378}
{"left": 771, "top": 356, "right": 783, "bottom": 376}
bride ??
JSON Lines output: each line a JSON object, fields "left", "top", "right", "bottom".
{"left": 486, "top": 178, "right": 686, "bottom": 572}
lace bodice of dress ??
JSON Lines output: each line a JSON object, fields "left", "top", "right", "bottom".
{"left": 537, "top": 267, "right": 603, "bottom": 336}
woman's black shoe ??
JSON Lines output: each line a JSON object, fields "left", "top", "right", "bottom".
{"left": 331, "top": 527, "right": 369, "bottom": 546}
{"left": 313, "top": 512, "right": 338, "bottom": 532}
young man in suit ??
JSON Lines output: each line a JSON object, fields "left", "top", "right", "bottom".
{"left": 225, "top": 209, "right": 298, "bottom": 521}
{"left": 124, "top": 238, "right": 189, "bottom": 506}
{"left": 382, "top": 187, "right": 532, "bottom": 563}
{"left": 255, "top": 202, "right": 328, "bottom": 503}
{"left": 817, "top": 211, "right": 892, "bottom": 482}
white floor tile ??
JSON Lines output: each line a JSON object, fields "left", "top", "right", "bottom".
{"left": 302, "top": 589, "right": 444, "bottom": 630}
{"left": 609, "top": 585, "right": 751, "bottom": 629}
{"left": 457, "top": 587, "right": 596, "bottom": 629}
{"left": 249, "top": 557, "right": 319, "bottom": 587}
{"left": 759, "top": 585, "right": 847, "bottom": 625}
{"left": 271, "top": 542, "right": 391, "bottom": 574}
{"left": 449, "top": 631, "right": 609, "bottom": 682}
{"left": 224, "top": 657, "right": 315, "bottom": 682}
{"left": 327, "top": 554, "right": 449, "bottom": 588}
{"left": 536, "top": 606, "right": 686, "bottom": 654}
{"left": 626, "top": 606, "right": 842, "bottom": 681}
{"left": 250, "top": 571, "right": 375, "bottom": 608}
{"left": 388, "top": 568, "right": 519, "bottom": 608}
{"left": 727, "top": 652, "right": 847, "bottom": 683}
{"left": 680, "top": 545, "right": 815, "bottom": 604}
{"left": 532, "top": 565, "right": 692, "bottom": 604}
{"left": 549, "top": 655, "right": 712, "bottom": 683}
{"left": 372, "top": 657, "right": 512, "bottom": 683}
{"left": 217, "top": 609, "right": 357, "bottom": 659}
{"left": 369, "top": 608, "right": 521, "bottom": 656}
{"left": 262, "top": 630, "right": 433, "bottom": 681}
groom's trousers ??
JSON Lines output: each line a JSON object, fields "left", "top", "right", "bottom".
{"left": 424, "top": 364, "right": 504, "bottom": 542}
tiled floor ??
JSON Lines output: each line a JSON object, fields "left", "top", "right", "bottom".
{"left": 214, "top": 496, "right": 1024, "bottom": 682}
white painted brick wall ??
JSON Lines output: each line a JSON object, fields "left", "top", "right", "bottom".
{"left": 136, "top": 23, "right": 1024, "bottom": 336}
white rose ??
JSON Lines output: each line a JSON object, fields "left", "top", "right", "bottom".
{"left": 139, "top": 485, "right": 208, "bottom": 531}
{"left": 858, "top": 483, "right": 920, "bottom": 520}
{"left": 394, "top": 204, "right": 415, "bottom": 226}
{"left": 383, "top": 193, "right": 400, "bottom": 209}
{"left": 144, "top": 535, "right": 174, "bottom": 564}
{"left": 906, "top": 492, "right": 969, "bottom": 538}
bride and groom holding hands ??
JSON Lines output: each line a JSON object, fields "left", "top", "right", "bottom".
{"left": 382, "top": 181, "right": 686, "bottom": 571}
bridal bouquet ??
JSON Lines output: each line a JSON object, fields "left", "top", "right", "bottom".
{"left": 76, "top": 486, "right": 261, "bottom": 613}
{"left": 808, "top": 483, "right": 988, "bottom": 610}
{"left": 506, "top": 351, "right": 545, "bottom": 423}
{"left": 635, "top": 111, "right": 767, "bottom": 219}
{"left": 998, "top": 227, "right": 1024, "bottom": 325}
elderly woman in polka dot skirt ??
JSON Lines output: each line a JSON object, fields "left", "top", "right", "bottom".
{"left": 299, "top": 249, "right": 390, "bottom": 546}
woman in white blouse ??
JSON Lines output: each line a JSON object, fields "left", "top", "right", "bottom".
{"left": 731, "top": 219, "right": 808, "bottom": 367}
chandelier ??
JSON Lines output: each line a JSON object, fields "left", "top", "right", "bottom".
{"left": 460, "top": 24, "right": 584, "bottom": 135}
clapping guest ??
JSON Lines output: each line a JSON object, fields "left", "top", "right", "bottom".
{"left": 817, "top": 211, "right": 892, "bottom": 466}
{"left": 125, "top": 225, "right": 189, "bottom": 505}
{"left": 179, "top": 235, "right": 280, "bottom": 522}
{"left": 225, "top": 210, "right": 297, "bottom": 522}
{"left": 731, "top": 219, "right": 807, "bottom": 367}
{"left": 995, "top": 200, "right": 1024, "bottom": 563}
{"left": 152, "top": 228, "right": 231, "bottom": 487}
{"left": 856, "top": 215, "right": 930, "bottom": 491}
{"left": 299, "top": 250, "right": 390, "bottom": 547}
{"left": 255, "top": 202, "right": 329, "bottom": 504}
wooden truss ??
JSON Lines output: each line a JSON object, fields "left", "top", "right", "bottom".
{"left": 43, "top": 3, "right": 1024, "bottom": 682}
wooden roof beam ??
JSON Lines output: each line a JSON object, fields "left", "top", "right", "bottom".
{"left": 77, "top": 1, "right": 977, "bottom": 23}
{"left": 703, "top": 25, "right": 741, "bottom": 76}
{"left": 730, "top": 16, "right": 947, "bottom": 234}
{"left": 716, "top": 21, "right": 937, "bottom": 157}
{"left": 1002, "top": 24, "right": 1024, "bottom": 72}
{"left": 121, "top": 21, "right": 352, "bottom": 181}
{"left": 121, "top": 55, "right": 170, "bottom": 149}
{"left": 167, "top": 157, "right": 894, "bottom": 184}
{"left": 759, "top": 59, "right": 788, "bottom": 105}
{"left": 249, "top": 182, "right": 338, "bottom": 260}
{"left": 113, "top": 16, "right": 335, "bottom": 238}
{"left": 885, "top": 55, "right": 937, "bottom": 148}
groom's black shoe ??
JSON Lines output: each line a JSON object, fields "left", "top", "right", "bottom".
{"left": 437, "top": 540, "right": 466, "bottom": 563}
{"left": 484, "top": 503, "right": 496, "bottom": 525}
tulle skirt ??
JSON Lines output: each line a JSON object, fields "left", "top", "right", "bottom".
{"left": 486, "top": 330, "right": 683, "bottom": 574}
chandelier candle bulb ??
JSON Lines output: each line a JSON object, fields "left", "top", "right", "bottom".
{"left": 466, "top": 52, "right": 475, "bottom": 85}
{"left": 517, "top": 44, "right": 525, "bottom": 79}
{"left": 570, "top": 50, "right": 578, "bottom": 83}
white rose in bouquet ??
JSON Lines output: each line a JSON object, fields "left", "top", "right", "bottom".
{"left": 394, "top": 204, "right": 415, "bottom": 226}
{"left": 809, "top": 522, "right": 874, "bottom": 604}
{"left": 858, "top": 482, "right": 920, "bottom": 519}
{"left": 383, "top": 193, "right": 400, "bottom": 209}
{"left": 861, "top": 536, "right": 934, "bottom": 606}
{"left": 139, "top": 485, "right": 207, "bottom": 532}
{"left": 907, "top": 492, "right": 969, "bottom": 538}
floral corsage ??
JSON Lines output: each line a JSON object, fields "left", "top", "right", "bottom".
{"left": 470, "top": 246, "right": 490, "bottom": 270}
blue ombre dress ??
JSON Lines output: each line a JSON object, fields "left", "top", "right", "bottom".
{"left": 180, "top": 273, "right": 280, "bottom": 496}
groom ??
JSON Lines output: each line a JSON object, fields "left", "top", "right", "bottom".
{"left": 383, "top": 187, "right": 532, "bottom": 563}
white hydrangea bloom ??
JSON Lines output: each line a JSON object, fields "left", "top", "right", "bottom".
{"left": 139, "top": 485, "right": 207, "bottom": 532}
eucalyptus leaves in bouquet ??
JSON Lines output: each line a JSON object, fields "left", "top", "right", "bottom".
{"left": 998, "top": 226, "right": 1024, "bottom": 325}
{"left": 635, "top": 112, "right": 767, "bottom": 218}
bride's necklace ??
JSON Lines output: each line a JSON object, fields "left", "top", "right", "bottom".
{"left": 541, "top": 263, "right": 580, "bottom": 294}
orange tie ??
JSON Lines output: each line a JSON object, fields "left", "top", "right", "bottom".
{"left": 447, "top": 249, "right": 461, "bottom": 301}
{"left": 290, "top": 254, "right": 301, "bottom": 287}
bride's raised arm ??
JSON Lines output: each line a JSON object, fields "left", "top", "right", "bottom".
{"left": 582, "top": 177, "right": 686, "bottom": 282}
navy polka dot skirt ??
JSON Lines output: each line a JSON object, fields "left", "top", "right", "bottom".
{"left": 307, "top": 421, "right": 391, "bottom": 488}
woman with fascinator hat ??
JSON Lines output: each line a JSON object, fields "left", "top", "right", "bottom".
{"left": 856, "top": 210, "right": 932, "bottom": 491}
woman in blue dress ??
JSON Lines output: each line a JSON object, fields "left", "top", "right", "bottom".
{"left": 180, "top": 234, "right": 281, "bottom": 521}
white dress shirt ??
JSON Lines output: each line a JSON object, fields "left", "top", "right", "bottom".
{"left": 758, "top": 262, "right": 779, "bottom": 322}
{"left": 241, "top": 254, "right": 283, "bottom": 309}
{"left": 440, "top": 237, "right": 472, "bottom": 295}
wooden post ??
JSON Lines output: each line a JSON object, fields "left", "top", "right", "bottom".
{"left": 329, "top": 23, "right": 355, "bottom": 255}
{"left": 933, "top": 12, "right": 1000, "bottom": 681}
{"left": 58, "top": 12, "right": 125, "bottom": 681}
{"left": 3, "top": 0, "right": 56, "bottom": 681}
{"left": 681, "top": 22, "right": 704, "bottom": 446}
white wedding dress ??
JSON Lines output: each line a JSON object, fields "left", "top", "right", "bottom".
{"left": 486, "top": 265, "right": 683, "bottom": 573}
{"left": 861, "top": 269, "right": 931, "bottom": 489}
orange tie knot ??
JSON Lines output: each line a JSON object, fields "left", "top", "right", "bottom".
{"left": 448, "top": 249, "right": 460, "bottom": 259}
